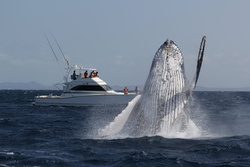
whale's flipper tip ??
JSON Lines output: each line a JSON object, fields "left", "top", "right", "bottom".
{"left": 191, "top": 36, "right": 206, "bottom": 90}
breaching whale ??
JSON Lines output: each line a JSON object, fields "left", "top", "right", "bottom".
{"left": 99, "top": 36, "right": 206, "bottom": 137}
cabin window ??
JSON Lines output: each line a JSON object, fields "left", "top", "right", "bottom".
{"left": 71, "top": 85, "right": 112, "bottom": 91}
{"left": 102, "top": 85, "right": 112, "bottom": 91}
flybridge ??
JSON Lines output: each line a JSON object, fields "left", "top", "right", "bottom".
{"left": 43, "top": 32, "right": 99, "bottom": 83}
{"left": 70, "top": 64, "right": 96, "bottom": 71}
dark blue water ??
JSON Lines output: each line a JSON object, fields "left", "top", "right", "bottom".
{"left": 1, "top": 90, "right": 250, "bottom": 166}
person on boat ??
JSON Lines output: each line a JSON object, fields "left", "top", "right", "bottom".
{"left": 93, "top": 71, "right": 99, "bottom": 77}
{"left": 135, "top": 86, "right": 139, "bottom": 94}
{"left": 124, "top": 87, "right": 129, "bottom": 94}
{"left": 84, "top": 70, "right": 88, "bottom": 78}
{"left": 72, "top": 70, "right": 77, "bottom": 80}
{"left": 89, "top": 71, "right": 95, "bottom": 78}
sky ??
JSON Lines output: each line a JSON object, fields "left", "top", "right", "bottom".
{"left": 0, "top": 0, "right": 250, "bottom": 89}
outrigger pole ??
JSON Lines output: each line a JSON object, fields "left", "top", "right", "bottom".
{"left": 49, "top": 32, "right": 71, "bottom": 82}
{"left": 43, "top": 32, "right": 73, "bottom": 83}
{"left": 43, "top": 32, "right": 66, "bottom": 81}
{"left": 50, "top": 32, "right": 70, "bottom": 68}
{"left": 43, "top": 32, "right": 59, "bottom": 62}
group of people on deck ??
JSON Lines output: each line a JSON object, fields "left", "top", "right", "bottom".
{"left": 86, "top": 70, "right": 99, "bottom": 78}
{"left": 124, "top": 86, "right": 139, "bottom": 95}
{"left": 72, "top": 70, "right": 99, "bottom": 80}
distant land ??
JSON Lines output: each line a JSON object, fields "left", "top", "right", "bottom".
{"left": 0, "top": 81, "right": 249, "bottom": 91}
{"left": 0, "top": 81, "right": 56, "bottom": 90}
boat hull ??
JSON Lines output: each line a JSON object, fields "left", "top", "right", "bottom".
{"left": 34, "top": 94, "right": 137, "bottom": 106}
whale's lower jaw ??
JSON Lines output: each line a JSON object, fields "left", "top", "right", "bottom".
{"left": 125, "top": 111, "right": 189, "bottom": 137}
{"left": 120, "top": 87, "right": 189, "bottom": 137}
{"left": 121, "top": 70, "right": 188, "bottom": 136}
{"left": 132, "top": 102, "right": 189, "bottom": 137}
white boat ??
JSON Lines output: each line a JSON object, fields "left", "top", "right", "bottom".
{"left": 34, "top": 65, "right": 137, "bottom": 106}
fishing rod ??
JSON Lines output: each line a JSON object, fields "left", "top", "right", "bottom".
{"left": 50, "top": 32, "right": 72, "bottom": 82}
{"left": 50, "top": 32, "right": 70, "bottom": 68}
{"left": 43, "top": 32, "right": 65, "bottom": 78}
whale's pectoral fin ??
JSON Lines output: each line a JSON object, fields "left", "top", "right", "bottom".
{"left": 191, "top": 36, "right": 206, "bottom": 90}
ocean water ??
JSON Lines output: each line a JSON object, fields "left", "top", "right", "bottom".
{"left": 1, "top": 90, "right": 250, "bottom": 167}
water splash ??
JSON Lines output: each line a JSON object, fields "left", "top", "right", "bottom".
{"left": 157, "top": 119, "right": 202, "bottom": 139}
{"left": 98, "top": 95, "right": 141, "bottom": 137}
{"left": 98, "top": 97, "right": 207, "bottom": 139}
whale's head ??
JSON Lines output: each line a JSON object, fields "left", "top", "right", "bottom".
{"left": 163, "top": 39, "right": 183, "bottom": 69}
{"left": 148, "top": 39, "right": 186, "bottom": 84}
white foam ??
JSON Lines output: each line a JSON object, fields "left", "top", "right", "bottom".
{"left": 157, "top": 119, "right": 202, "bottom": 139}
{"left": 98, "top": 95, "right": 141, "bottom": 137}
{"left": 0, "top": 151, "right": 14, "bottom": 155}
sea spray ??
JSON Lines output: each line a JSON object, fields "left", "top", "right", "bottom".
{"left": 98, "top": 95, "right": 141, "bottom": 137}
{"left": 157, "top": 119, "right": 202, "bottom": 138}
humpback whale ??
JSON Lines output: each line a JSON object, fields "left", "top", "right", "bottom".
{"left": 99, "top": 36, "right": 206, "bottom": 137}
